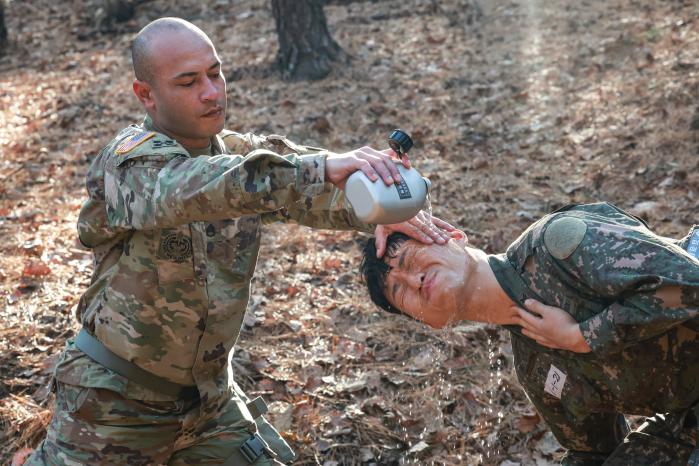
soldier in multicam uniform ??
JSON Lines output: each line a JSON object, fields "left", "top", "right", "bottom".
{"left": 25, "top": 17, "right": 454, "bottom": 466}
{"left": 360, "top": 202, "right": 699, "bottom": 465}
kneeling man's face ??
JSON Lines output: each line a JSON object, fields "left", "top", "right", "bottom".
{"left": 383, "top": 235, "right": 471, "bottom": 328}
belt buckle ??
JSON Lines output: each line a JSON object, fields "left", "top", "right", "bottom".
{"left": 240, "top": 434, "right": 267, "bottom": 463}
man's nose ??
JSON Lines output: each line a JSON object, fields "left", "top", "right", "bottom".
{"left": 201, "top": 77, "right": 219, "bottom": 102}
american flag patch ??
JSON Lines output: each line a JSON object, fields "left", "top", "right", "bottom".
{"left": 116, "top": 131, "right": 156, "bottom": 154}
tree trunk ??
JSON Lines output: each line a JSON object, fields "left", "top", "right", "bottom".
{"left": 98, "top": 0, "right": 135, "bottom": 33}
{"left": 0, "top": 1, "right": 8, "bottom": 54}
{"left": 271, "top": 0, "right": 343, "bottom": 81}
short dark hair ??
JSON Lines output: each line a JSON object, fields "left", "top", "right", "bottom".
{"left": 360, "top": 233, "right": 410, "bottom": 315}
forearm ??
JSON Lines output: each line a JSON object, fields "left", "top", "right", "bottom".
{"left": 554, "top": 219, "right": 699, "bottom": 354}
{"left": 221, "top": 130, "right": 326, "bottom": 156}
{"left": 106, "top": 149, "right": 327, "bottom": 230}
{"left": 261, "top": 186, "right": 374, "bottom": 233}
{"left": 579, "top": 291, "right": 699, "bottom": 354}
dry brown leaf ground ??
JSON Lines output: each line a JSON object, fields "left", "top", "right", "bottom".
{"left": 1, "top": 0, "right": 698, "bottom": 465}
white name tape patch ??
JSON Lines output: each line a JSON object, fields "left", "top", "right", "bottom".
{"left": 544, "top": 364, "right": 567, "bottom": 399}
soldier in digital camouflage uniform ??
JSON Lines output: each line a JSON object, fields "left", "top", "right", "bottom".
{"left": 360, "top": 202, "right": 699, "bottom": 465}
{"left": 25, "top": 17, "right": 454, "bottom": 466}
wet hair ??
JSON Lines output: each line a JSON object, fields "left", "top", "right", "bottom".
{"left": 131, "top": 17, "right": 209, "bottom": 83}
{"left": 360, "top": 233, "right": 411, "bottom": 315}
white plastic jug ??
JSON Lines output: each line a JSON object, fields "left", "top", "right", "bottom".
{"left": 345, "top": 163, "right": 431, "bottom": 224}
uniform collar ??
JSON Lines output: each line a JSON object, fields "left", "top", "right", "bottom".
{"left": 488, "top": 254, "right": 535, "bottom": 307}
{"left": 141, "top": 115, "right": 225, "bottom": 155}
{"left": 488, "top": 253, "right": 540, "bottom": 338}
{"left": 142, "top": 114, "right": 156, "bottom": 131}
{"left": 211, "top": 134, "right": 226, "bottom": 155}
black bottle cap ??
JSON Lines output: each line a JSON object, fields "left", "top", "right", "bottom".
{"left": 388, "top": 129, "right": 413, "bottom": 156}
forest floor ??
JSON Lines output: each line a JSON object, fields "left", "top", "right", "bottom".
{"left": 1, "top": 0, "right": 698, "bottom": 465}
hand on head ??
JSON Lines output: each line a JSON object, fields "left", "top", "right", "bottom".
{"left": 374, "top": 212, "right": 459, "bottom": 257}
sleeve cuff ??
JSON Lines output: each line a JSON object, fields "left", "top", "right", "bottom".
{"left": 579, "top": 304, "right": 624, "bottom": 354}
{"left": 297, "top": 153, "right": 327, "bottom": 198}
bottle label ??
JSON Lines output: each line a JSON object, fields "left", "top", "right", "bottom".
{"left": 687, "top": 229, "right": 699, "bottom": 259}
{"left": 394, "top": 179, "right": 412, "bottom": 199}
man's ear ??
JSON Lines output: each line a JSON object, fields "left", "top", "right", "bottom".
{"left": 133, "top": 79, "right": 155, "bottom": 111}
{"left": 450, "top": 229, "right": 469, "bottom": 247}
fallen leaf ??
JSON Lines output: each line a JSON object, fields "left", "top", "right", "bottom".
{"left": 268, "top": 401, "right": 293, "bottom": 432}
{"left": 322, "top": 257, "right": 342, "bottom": 270}
{"left": 536, "top": 431, "right": 563, "bottom": 455}
{"left": 408, "top": 440, "right": 430, "bottom": 454}
{"left": 311, "top": 116, "right": 331, "bottom": 133}
{"left": 517, "top": 412, "right": 541, "bottom": 433}
{"left": 22, "top": 261, "right": 51, "bottom": 277}
{"left": 286, "top": 285, "right": 300, "bottom": 298}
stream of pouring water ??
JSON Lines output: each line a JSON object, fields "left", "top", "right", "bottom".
{"left": 482, "top": 330, "right": 506, "bottom": 461}
{"left": 398, "top": 191, "right": 508, "bottom": 464}
{"left": 397, "top": 328, "right": 507, "bottom": 465}
{"left": 422, "top": 191, "right": 438, "bottom": 234}
{"left": 423, "top": 190, "right": 433, "bottom": 218}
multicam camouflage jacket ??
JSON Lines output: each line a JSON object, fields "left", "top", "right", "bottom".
{"left": 488, "top": 202, "right": 699, "bottom": 454}
{"left": 56, "top": 116, "right": 372, "bottom": 403}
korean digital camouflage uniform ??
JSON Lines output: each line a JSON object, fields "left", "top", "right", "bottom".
{"left": 27, "top": 116, "right": 372, "bottom": 466}
{"left": 488, "top": 202, "right": 699, "bottom": 465}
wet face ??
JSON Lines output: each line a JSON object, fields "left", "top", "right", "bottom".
{"left": 136, "top": 30, "right": 226, "bottom": 148}
{"left": 383, "top": 235, "right": 472, "bottom": 328}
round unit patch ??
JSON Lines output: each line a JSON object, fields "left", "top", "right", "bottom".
{"left": 544, "top": 217, "right": 587, "bottom": 260}
{"left": 160, "top": 232, "right": 193, "bottom": 263}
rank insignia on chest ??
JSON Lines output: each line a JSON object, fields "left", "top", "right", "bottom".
{"left": 116, "top": 131, "right": 157, "bottom": 154}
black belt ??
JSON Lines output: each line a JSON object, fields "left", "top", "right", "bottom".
{"left": 75, "top": 328, "right": 199, "bottom": 400}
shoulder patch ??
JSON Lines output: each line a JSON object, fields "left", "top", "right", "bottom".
{"left": 115, "top": 131, "right": 156, "bottom": 154}
{"left": 544, "top": 217, "right": 587, "bottom": 260}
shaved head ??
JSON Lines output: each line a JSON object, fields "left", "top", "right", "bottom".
{"left": 131, "top": 17, "right": 213, "bottom": 84}
{"left": 129, "top": 17, "right": 226, "bottom": 149}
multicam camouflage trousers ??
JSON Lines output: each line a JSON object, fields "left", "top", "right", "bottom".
{"left": 25, "top": 381, "right": 291, "bottom": 466}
